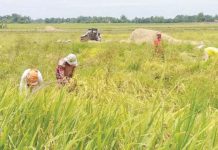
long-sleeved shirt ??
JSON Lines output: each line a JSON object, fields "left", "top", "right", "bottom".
{"left": 19, "top": 69, "right": 43, "bottom": 91}
{"left": 56, "top": 58, "right": 66, "bottom": 80}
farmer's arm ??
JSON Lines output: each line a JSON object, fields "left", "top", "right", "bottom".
{"left": 37, "top": 71, "right": 43, "bottom": 85}
{"left": 56, "top": 65, "right": 68, "bottom": 85}
{"left": 19, "top": 69, "right": 29, "bottom": 91}
{"left": 71, "top": 66, "right": 76, "bottom": 77}
{"left": 56, "top": 65, "right": 65, "bottom": 79}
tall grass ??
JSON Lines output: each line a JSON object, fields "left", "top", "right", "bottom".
{"left": 0, "top": 23, "right": 217, "bottom": 149}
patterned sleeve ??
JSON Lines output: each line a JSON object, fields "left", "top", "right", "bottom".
{"left": 56, "top": 66, "right": 65, "bottom": 80}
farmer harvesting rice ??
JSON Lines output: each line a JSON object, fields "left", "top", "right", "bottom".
{"left": 154, "top": 32, "right": 164, "bottom": 58}
{"left": 20, "top": 69, "right": 43, "bottom": 92}
{"left": 56, "top": 53, "right": 78, "bottom": 85}
{"left": 203, "top": 47, "right": 218, "bottom": 61}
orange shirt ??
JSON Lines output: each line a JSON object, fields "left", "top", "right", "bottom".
{"left": 154, "top": 38, "right": 161, "bottom": 47}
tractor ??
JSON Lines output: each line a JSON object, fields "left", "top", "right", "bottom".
{"left": 80, "top": 28, "right": 101, "bottom": 42}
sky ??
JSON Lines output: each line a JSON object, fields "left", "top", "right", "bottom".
{"left": 0, "top": 0, "right": 217, "bottom": 19}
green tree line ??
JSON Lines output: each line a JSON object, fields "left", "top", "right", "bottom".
{"left": 0, "top": 13, "right": 218, "bottom": 23}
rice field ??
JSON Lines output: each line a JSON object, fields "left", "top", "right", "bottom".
{"left": 0, "top": 23, "right": 217, "bottom": 149}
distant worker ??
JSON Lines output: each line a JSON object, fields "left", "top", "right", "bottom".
{"left": 20, "top": 69, "right": 43, "bottom": 92}
{"left": 154, "top": 32, "right": 164, "bottom": 58}
{"left": 203, "top": 47, "right": 218, "bottom": 61}
{"left": 56, "top": 53, "right": 78, "bottom": 85}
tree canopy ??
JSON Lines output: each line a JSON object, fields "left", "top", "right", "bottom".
{"left": 0, "top": 13, "right": 218, "bottom": 24}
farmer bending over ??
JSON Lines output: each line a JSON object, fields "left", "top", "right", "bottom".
{"left": 56, "top": 53, "right": 78, "bottom": 85}
{"left": 154, "top": 32, "right": 164, "bottom": 58}
{"left": 20, "top": 68, "right": 43, "bottom": 92}
{"left": 203, "top": 47, "right": 218, "bottom": 61}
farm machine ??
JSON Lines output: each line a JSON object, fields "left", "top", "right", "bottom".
{"left": 80, "top": 28, "right": 101, "bottom": 42}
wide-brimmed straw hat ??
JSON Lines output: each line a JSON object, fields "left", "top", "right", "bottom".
{"left": 64, "top": 54, "right": 78, "bottom": 66}
{"left": 156, "top": 32, "right": 162, "bottom": 36}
